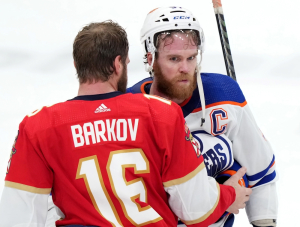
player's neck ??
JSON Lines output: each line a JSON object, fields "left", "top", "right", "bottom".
{"left": 78, "top": 80, "right": 117, "bottom": 96}
{"left": 149, "top": 81, "right": 185, "bottom": 105}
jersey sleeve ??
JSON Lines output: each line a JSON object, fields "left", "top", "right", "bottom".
{"left": 225, "top": 90, "right": 278, "bottom": 222}
{"left": 5, "top": 116, "right": 53, "bottom": 191}
{"left": 0, "top": 116, "right": 53, "bottom": 226}
{"left": 0, "top": 187, "right": 49, "bottom": 227}
{"left": 230, "top": 104, "right": 277, "bottom": 187}
{"left": 245, "top": 182, "right": 278, "bottom": 223}
{"left": 159, "top": 103, "right": 236, "bottom": 226}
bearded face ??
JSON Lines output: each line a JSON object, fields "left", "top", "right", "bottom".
{"left": 153, "top": 61, "right": 197, "bottom": 100}
{"left": 151, "top": 31, "right": 199, "bottom": 102}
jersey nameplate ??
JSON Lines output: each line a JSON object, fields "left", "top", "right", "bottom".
{"left": 71, "top": 119, "right": 139, "bottom": 148}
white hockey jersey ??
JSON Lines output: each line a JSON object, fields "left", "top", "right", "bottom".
{"left": 127, "top": 73, "right": 278, "bottom": 226}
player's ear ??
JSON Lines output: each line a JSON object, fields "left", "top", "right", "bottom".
{"left": 147, "top": 53, "right": 153, "bottom": 65}
{"left": 113, "top": 55, "right": 122, "bottom": 76}
{"left": 73, "top": 61, "right": 76, "bottom": 69}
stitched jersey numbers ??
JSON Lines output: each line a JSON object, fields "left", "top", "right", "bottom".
{"left": 76, "top": 149, "right": 162, "bottom": 226}
{"left": 77, "top": 156, "right": 123, "bottom": 226}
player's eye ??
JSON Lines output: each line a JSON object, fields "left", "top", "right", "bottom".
{"left": 188, "top": 56, "right": 196, "bottom": 60}
{"left": 170, "top": 57, "right": 179, "bottom": 61}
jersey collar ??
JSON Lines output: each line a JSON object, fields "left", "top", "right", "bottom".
{"left": 68, "top": 91, "right": 124, "bottom": 101}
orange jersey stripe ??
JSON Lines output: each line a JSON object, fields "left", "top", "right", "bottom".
{"left": 271, "top": 161, "right": 275, "bottom": 168}
{"left": 140, "top": 81, "right": 152, "bottom": 94}
{"left": 192, "top": 101, "right": 247, "bottom": 113}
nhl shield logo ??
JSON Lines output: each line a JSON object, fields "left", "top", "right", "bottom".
{"left": 7, "top": 131, "right": 19, "bottom": 174}
{"left": 184, "top": 123, "right": 201, "bottom": 157}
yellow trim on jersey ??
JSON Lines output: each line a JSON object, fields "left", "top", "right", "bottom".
{"left": 181, "top": 183, "right": 221, "bottom": 225}
{"left": 143, "top": 94, "right": 172, "bottom": 105}
{"left": 5, "top": 181, "right": 51, "bottom": 194}
{"left": 163, "top": 162, "right": 205, "bottom": 187}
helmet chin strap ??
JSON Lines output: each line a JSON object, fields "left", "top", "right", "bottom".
{"left": 196, "top": 52, "right": 206, "bottom": 126}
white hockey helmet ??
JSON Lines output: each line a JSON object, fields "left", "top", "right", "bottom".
{"left": 140, "top": 6, "right": 205, "bottom": 70}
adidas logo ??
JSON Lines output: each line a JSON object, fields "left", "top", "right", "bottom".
{"left": 95, "top": 104, "right": 111, "bottom": 113}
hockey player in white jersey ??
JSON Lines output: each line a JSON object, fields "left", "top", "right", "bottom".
{"left": 127, "top": 6, "right": 278, "bottom": 227}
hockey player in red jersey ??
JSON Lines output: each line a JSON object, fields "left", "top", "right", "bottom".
{"left": 127, "top": 6, "right": 278, "bottom": 227}
{"left": 0, "top": 20, "right": 251, "bottom": 227}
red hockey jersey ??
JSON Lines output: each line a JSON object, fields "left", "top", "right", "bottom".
{"left": 1, "top": 92, "right": 235, "bottom": 227}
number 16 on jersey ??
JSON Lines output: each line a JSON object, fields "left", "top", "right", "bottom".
{"left": 76, "top": 149, "right": 162, "bottom": 226}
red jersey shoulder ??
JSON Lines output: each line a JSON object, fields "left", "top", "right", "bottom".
{"left": 20, "top": 101, "right": 69, "bottom": 137}
{"left": 21, "top": 93, "right": 182, "bottom": 136}
{"left": 20, "top": 94, "right": 141, "bottom": 136}
{"left": 129, "top": 93, "right": 182, "bottom": 122}
{"left": 121, "top": 93, "right": 181, "bottom": 114}
{"left": 22, "top": 97, "right": 101, "bottom": 131}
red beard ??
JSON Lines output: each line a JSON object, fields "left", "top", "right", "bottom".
{"left": 153, "top": 62, "right": 197, "bottom": 101}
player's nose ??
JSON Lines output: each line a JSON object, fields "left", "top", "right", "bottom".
{"left": 179, "top": 60, "right": 189, "bottom": 73}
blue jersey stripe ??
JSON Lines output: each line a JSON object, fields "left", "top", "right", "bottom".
{"left": 252, "top": 170, "right": 277, "bottom": 188}
{"left": 247, "top": 155, "right": 275, "bottom": 181}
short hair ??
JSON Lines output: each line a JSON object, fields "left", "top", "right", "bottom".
{"left": 73, "top": 20, "right": 129, "bottom": 84}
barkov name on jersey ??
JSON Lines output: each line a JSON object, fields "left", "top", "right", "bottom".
{"left": 71, "top": 118, "right": 139, "bottom": 148}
